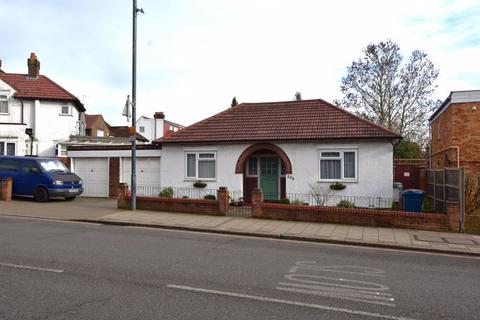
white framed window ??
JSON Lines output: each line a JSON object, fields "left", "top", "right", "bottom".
{"left": 60, "top": 105, "right": 70, "bottom": 115}
{"left": 0, "top": 95, "right": 8, "bottom": 114}
{"left": 139, "top": 126, "right": 145, "bottom": 133}
{"left": 97, "top": 129, "right": 105, "bottom": 137}
{"left": 319, "top": 149, "right": 358, "bottom": 181}
{"left": 0, "top": 142, "right": 16, "bottom": 156}
{"left": 185, "top": 151, "right": 216, "bottom": 180}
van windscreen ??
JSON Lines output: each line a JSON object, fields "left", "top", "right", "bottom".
{"left": 39, "top": 160, "right": 70, "bottom": 173}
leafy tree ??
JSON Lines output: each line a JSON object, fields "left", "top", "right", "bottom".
{"left": 336, "top": 40, "right": 439, "bottom": 144}
{"left": 394, "top": 139, "right": 423, "bottom": 159}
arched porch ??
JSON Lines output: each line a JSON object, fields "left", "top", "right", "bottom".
{"left": 235, "top": 143, "right": 292, "bottom": 203}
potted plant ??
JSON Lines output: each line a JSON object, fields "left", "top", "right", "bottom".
{"left": 193, "top": 180, "right": 207, "bottom": 188}
{"left": 329, "top": 182, "right": 346, "bottom": 190}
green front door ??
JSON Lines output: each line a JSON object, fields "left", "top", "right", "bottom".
{"left": 260, "top": 157, "right": 279, "bottom": 200}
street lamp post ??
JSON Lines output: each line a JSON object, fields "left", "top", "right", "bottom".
{"left": 130, "top": 0, "right": 143, "bottom": 211}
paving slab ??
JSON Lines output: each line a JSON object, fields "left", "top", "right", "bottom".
{"left": 2, "top": 198, "right": 480, "bottom": 256}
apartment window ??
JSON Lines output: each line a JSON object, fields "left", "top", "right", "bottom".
{"left": 61, "top": 105, "right": 70, "bottom": 115}
{"left": 139, "top": 126, "right": 145, "bottom": 133}
{"left": 319, "top": 150, "right": 357, "bottom": 181}
{"left": 0, "top": 142, "right": 15, "bottom": 156}
{"left": 0, "top": 95, "right": 8, "bottom": 114}
{"left": 186, "top": 152, "right": 216, "bottom": 180}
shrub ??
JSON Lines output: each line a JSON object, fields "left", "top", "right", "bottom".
{"left": 291, "top": 199, "right": 304, "bottom": 205}
{"left": 391, "top": 201, "right": 398, "bottom": 210}
{"left": 204, "top": 194, "right": 216, "bottom": 200}
{"left": 421, "top": 197, "right": 431, "bottom": 212}
{"left": 337, "top": 200, "right": 355, "bottom": 208}
{"left": 280, "top": 198, "right": 290, "bottom": 205}
{"left": 159, "top": 187, "right": 174, "bottom": 198}
{"left": 182, "top": 196, "right": 189, "bottom": 199}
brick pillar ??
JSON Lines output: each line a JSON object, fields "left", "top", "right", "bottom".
{"left": 217, "top": 187, "right": 229, "bottom": 216}
{"left": 117, "top": 183, "right": 129, "bottom": 208}
{"left": 251, "top": 188, "right": 264, "bottom": 218}
{"left": 0, "top": 178, "right": 12, "bottom": 201}
{"left": 447, "top": 202, "right": 460, "bottom": 232}
{"left": 109, "top": 157, "right": 120, "bottom": 198}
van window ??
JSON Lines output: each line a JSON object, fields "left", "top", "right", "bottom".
{"left": 0, "top": 159, "right": 20, "bottom": 172}
{"left": 38, "top": 159, "right": 69, "bottom": 173}
{"left": 23, "top": 160, "right": 40, "bottom": 173}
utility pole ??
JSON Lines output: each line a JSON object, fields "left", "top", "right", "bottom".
{"left": 130, "top": 0, "right": 143, "bottom": 210}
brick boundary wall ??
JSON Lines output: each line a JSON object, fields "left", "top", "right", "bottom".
{"left": 251, "top": 189, "right": 457, "bottom": 232}
{"left": 117, "top": 184, "right": 228, "bottom": 216}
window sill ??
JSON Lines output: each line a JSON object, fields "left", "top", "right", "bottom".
{"left": 184, "top": 178, "right": 217, "bottom": 182}
{"left": 317, "top": 179, "right": 358, "bottom": 183}
{"left": 59, "top": 114, "right": 73, "bottom": 117}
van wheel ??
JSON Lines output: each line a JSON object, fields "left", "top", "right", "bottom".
{"left": 65, "top": 196, "right": 76, "bottom": 201}
{"left": 34, "top": 187, "right": 49, "bottom": 202}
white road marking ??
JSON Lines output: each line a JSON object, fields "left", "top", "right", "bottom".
{"left": 0, "top": 262, "right": 64, "bottom": 273}
{"left": 167, "top": 284, "right": 418, "bottom": 320}
{"left": 276, "top": 285, "right": 395, "bottom": 307}
{"left": 290, "top": 261, "right": 387, "bottom": 277}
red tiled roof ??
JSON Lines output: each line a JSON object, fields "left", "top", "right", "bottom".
{"left": 159, "top": 99, "right": 401, "bottom": 143}
{"left": 0, "top": 72, "right": 85, "bottom": 111}
{"left": 109, "top": 126, "right": 149, "bottom": 142}
{"left": 85, "top": 114, "right": 105, "bottom": 128}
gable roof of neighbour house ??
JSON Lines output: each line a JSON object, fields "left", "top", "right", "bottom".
{"left": 0, "top": 72, "right": 85, "bottom": 112}
{"left": 85, "top": 114, "right": 106, "bottom": 128}
{"left": 429, "top": 90, "right": 480, "bottom": 123}
{"left": 109, "top": 126, "right": 149, "bottom": 142}
{"left": 157, "top": 99, "right": 401, "bottom": 144}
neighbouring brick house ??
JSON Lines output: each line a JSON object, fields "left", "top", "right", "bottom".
{"left": 85, "top": 114, "right": 111, "bottom": 137}
{"left": 429, "top": 90, "right": 480, "bottom": 172}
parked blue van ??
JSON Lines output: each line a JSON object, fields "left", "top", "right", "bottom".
{"left": 0, "top": 156, "right": 83, "bottom": 202}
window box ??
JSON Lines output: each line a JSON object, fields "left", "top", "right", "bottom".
{"left": 329, "top": 182, "right": 346, "bottom": 190}
{"left": 193, "top": 180, "right": 207, "bottom": 188}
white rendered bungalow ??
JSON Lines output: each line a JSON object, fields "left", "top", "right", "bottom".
{"left": 157, "top": 99, "right": 401, "bottom": 206}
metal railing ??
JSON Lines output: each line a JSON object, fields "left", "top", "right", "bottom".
{"left": 137, "top": 185, "right": 218, "bottom": 200}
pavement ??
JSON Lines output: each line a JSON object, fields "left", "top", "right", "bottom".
{"left": 1, "top": 197, "right": 480, "bottom": 256}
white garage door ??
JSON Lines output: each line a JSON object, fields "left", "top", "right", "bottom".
{"left": 122, "top": 157, "right": 161, "bottom": 188}
{"left": 74, "top": 158, "right": 109, "bottom": 197}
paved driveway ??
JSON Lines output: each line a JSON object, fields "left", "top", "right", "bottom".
{"left": 0, "top": 197, "right": 121, "bottom": 220}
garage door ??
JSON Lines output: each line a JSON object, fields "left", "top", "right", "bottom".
{"left": 122, "top": 157, "right": 161, "bottom": 187}
{"left": 74, "top": 158, "right": 109, "bottom": 197}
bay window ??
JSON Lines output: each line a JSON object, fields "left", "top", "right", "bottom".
{"left": 319, "top": 150, "right": 357, "bottom": 181}
{"left": 185, "top": 151, "right": 216, "bottom": 180}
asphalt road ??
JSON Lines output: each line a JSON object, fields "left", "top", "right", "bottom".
{"left": 0, "top": 215, "right": 479, "bottom": 320}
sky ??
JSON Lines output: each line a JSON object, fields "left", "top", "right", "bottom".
{"left": 0, "top": 0, "right": 478, "bottom": 126}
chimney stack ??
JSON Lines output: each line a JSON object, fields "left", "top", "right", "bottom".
{"left": 27, "top": 52, "right": 40, "bottom": 79}
{"left": 154, "top": 112, "right": 165, "bottom": 119}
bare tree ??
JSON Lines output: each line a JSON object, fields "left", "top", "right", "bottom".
{"left": 336, "top": 40, "right": 439, "bottom": 144}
